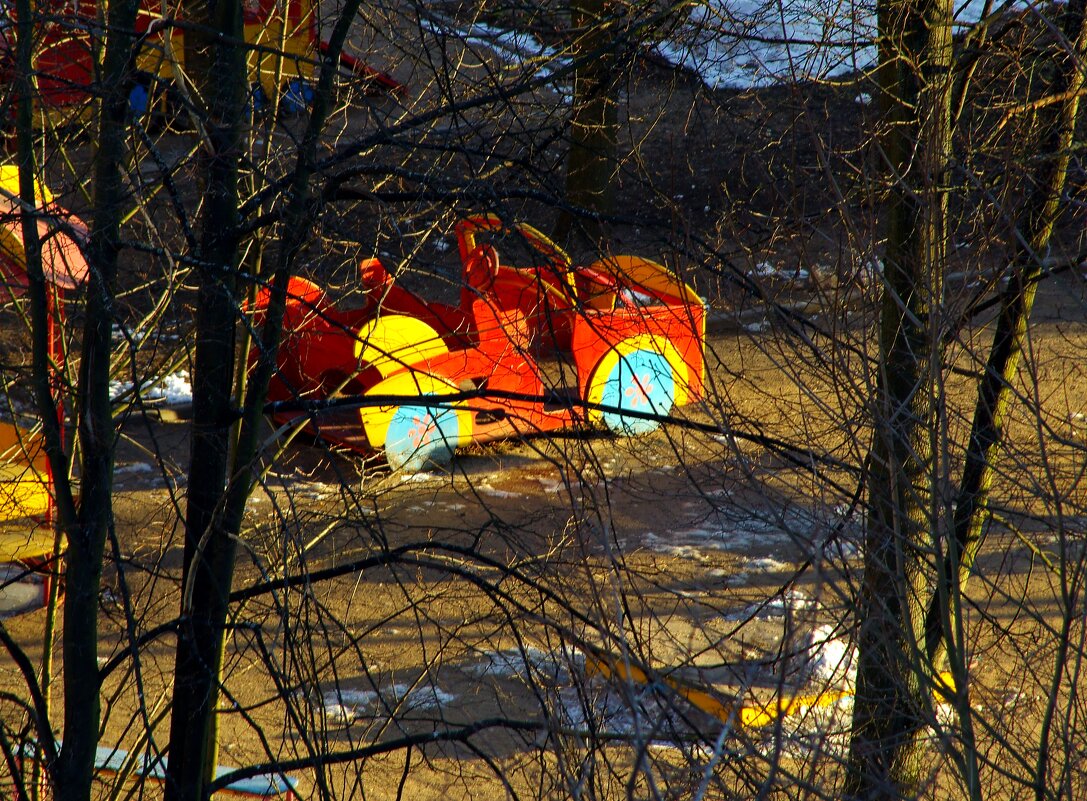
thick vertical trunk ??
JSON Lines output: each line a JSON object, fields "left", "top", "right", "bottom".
{"left": 163, "top": 1, "right": 247, "bottom": 799}
{"left": 921, "top": 2, "right": 1087, "bottom": 798}
{"left": 164, "top": 1, "right": 363, "bottom": 798}
{"left": 34, "top": 0, "right": 140, "bottom": 797}
{"left": 555, "top": 0, "right": 619, "bottom": 245}
{"left": 924, "top": 0, "right": 1087, "bottom": 664}
{"left": 845, "top": 0, "right": 954, "bottom": 793}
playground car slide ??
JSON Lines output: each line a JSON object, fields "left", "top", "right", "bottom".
{"left": 253, "top": 214, "right": 706, "bottom": 471}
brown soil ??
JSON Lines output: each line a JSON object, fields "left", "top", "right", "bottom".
{"left": 3, "top": 3, "right": 1087, "bottom": 799}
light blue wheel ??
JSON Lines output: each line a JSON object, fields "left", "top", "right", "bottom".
{"left": 384, "top": 402, "right": 460, "bottom": 471}
{"left": 597, "top": 349, "right": 675, "bottom": 435}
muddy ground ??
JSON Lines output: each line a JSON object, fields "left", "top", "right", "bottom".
{"left": 2, "top": 2, "right": 1087, "bottom": 798}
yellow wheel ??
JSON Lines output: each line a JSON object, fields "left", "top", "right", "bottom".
{"left": 355, "top": 315, "right": 449, "bottom": 379}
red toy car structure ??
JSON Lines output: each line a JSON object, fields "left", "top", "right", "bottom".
{"left": 253, "top": 215, "right": 705, "bottom": 470}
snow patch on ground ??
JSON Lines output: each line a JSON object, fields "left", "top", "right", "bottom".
{"left": 746, "top": 556, "right": 792, "bottom": 573}
{"left": 397, "top": 471, "right": 440, "bottom": 484}
{"left": 478, "top": 484, "right": 523, "bottom": 499}
{"left": 804, "top": 623, "right": 857, "bottom": 685}
{"left": 321, "top": 684, "right": 457, "bottom": 723}
{"left": 655, "top": 0, "right": 994, "bottom": 89}
{"left": 468, "top": 645, "right": 584, "bottom": 681}
{"left": 420, "top": 17, "right": 570, "bottom": 84}
{"left": 110, "top": 370, "right": 192, "bottom": 405}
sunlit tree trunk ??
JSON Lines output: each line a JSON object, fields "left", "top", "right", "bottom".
{"left": 845, "top": 0, "right": 954, "bottom": 792}
{"left": 923, "top": 2, "right": 1087, "bottom": 798}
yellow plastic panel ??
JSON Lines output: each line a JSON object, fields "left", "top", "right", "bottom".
{"left": 590, "top": 255, "right": 702, "bottom": 308}
{"left": 354, "top": 315, "right": 449, "bottom": 379}
{"left": 0, "top": 424, "right": 50, "bottom": 523}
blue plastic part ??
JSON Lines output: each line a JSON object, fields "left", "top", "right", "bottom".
{"left": 128, "top": 82, "right": 149, "bottom": 116}
{"left": 281, "top": 79, "right": 315, "bottom": 114}
{"left": 598, "top": 349, "right": 675, "bottom": 435}
{"left": 21, "top": 742, "right": 299, "bottom": 798}
{"left": 384, "top": 402, "right": 459, "bottom": 471}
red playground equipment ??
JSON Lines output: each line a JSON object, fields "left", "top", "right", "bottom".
{"left": 0, "top": 0, "right": 401, "bottom": 130}
{"left": 253, "top": 215, "right": 706, "bottom": 471}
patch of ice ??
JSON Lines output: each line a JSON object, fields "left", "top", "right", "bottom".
{"left": 535, "top": 477, "right": 568, "bottom": 493}
{"left": 855, "top": 92, "right": 872, "bottom": 104}
{"left": 654, "top": 0, "right": 993, "bottom": 91}
{"left": 643, "top": 532, "right": 709, "bottom": 560}
{"left": 420, "top": 17, "right": 569, "bottom": 82}
{"left": 479, "top": 485, "right": 522, "bottom": 499}
{"left": 321, "top": 683, "right": 456, "bottom": 723}
{"left": 323, "top": 688, "right": 379, "bottom": 723}
{"left": 727, "top": 588, "right": 812, "bottom": 620}
{"left": 115, "top": 462, "right": 153, "bottom": 475}
{"left": 680, "top": 527, "right": 745, "bottom": 547}
{"left": 747, "top": 557, "right": 790, "bottom": 572}
{"left": 767, "top": 589, "right": 813, "bottom": 614}
{"left": 468, "top": 645, "right": 583, "bottom": 682}
{"left": 399, "top": 472, "right": 439, "bottom": 484}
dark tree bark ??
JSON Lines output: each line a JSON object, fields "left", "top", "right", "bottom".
{"left": 845, "top": 0, "right": 954, "bottom": 793}
{"left": 163, "top": 1, "right": 365, "bottom": 798}
{"left": 554, "top": 0, "right": 620, "bottom": 246}
{"left": 163, "top": 0, "right": 248, "bottom": 798}
{"left": 14, "top": 0, "right": 143, "bottom": 797}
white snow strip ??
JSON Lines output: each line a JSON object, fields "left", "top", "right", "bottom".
{"left": 654, "top": 0, "right": 996, "bottom": 90}
{"left": 747, "top": 556, "right": 791, "bottom": 572}
{"left": 398, "top": 471, "right": 439, "bottom": 484}
{"left": 321, "top": 683, "right": 457, "bottom": 723}
{"left": 479, "top": 485, "right": 522, "bottom": 499}
{"left": 110, "top": 370, "right": 192, "bottom": 405}
{"left": 804, "top": 623, "right": 857, "bottom": 686}
{"left": 420, "top": 18, "right": 570, "bottom": 81}
{"left": 468, "top": 645, "right": 584, "bottom": 681}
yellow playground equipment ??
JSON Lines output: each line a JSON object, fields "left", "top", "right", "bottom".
{"left": 0, "top": 165, "right": 86, "bottom": 617}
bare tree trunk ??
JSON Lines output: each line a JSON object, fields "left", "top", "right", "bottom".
{"left": 14, "top": 0, "right": 142, "bottom": 796}
{"left": 554, "top": 0, "right": 619, "bottom": 246}
{"left": 163, "top": 1, "right": 364, "bottom": 798}
{"left": 163, "top": 0, "right": 248, "bottom": 797}
{"left": 922, "top": 1, "right": 1087, "bottom": 797}
{"left": 845, "top": 0, "right": 954, "bottom": 793}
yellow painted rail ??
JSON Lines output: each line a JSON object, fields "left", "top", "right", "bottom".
{"left": 585, "top": 650, "right": 957, "bottom": 730}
